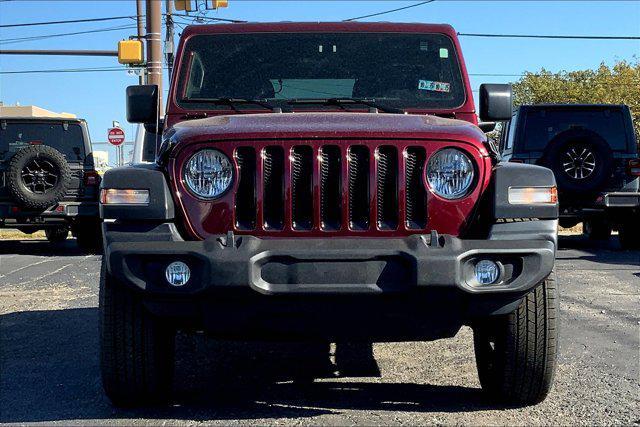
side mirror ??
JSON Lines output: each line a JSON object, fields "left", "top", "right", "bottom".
{"left": 479, "top": 83, "right": 513, "bottom": 122}
{"left": 126, "top": 85, "right": 159, "bottom": 124}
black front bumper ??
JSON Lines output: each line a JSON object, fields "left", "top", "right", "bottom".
{"left": 107, "top": 229, "right": 554, "bottom": 297}
{"left": 103, "top": 222, "right": 556, "bottom": 339}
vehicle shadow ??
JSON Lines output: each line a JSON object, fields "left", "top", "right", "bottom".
{"left": 0, "top": 239, "right": 92, "bottom": 256}
{"left": 0, "top": 307, "right": 500, "bottom": 424}
{"left": 557, "top": 235, "right": 640, "bottom": 267}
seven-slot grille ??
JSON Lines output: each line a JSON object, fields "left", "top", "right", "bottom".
{"left": 234, "top": 144, "right": 428, "bottom": 232}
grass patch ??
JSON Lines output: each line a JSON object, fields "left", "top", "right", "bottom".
{"left": 0, "top": 229, "right": 46, "bottom": 240}
{"left": 559, "top": 223, "right": 583, "bottom": 235}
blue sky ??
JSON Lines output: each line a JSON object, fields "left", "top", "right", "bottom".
{"left": 1, "top": 1, "right": 639, "bottom": 163}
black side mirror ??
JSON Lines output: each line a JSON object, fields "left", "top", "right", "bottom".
{"left": 126, "top": 85, "right": 159, "bottom": 124}
{"left": 479, "top": 84, "right": 513, "bottom": 122}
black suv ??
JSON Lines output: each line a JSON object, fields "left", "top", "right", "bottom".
{"left": 500, "top": 104, "right": 640, "bottom": 249}
{"left": 0, "top": 117, "right": 101, "bottom": 248}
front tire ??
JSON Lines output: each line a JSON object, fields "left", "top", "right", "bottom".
{"left": 99, "top": 259, "right": 175, "bottom": 406}
{"left": 473, "top": 277, "right": 558, "bottom": 406}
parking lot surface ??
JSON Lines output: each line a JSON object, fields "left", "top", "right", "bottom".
{"left": 0, "top": 235, "right": 638, "bottom": 425}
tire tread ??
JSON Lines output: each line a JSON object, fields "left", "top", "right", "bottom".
{"left": 99, "top": 260, "right": 174, "bottom": 406}
{"left": 474, "top": 276, "right": 558, "bottom": 406}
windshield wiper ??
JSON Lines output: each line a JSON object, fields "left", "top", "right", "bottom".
{"left": 287, "top": 98, "right": 406, "bottom": 114}
{"left": 181, "top": 98, "right": 281, "bottom": 112}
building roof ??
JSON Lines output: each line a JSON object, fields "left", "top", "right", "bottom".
{"left": 0, "top": 105, "right": 77, "bottom": 119}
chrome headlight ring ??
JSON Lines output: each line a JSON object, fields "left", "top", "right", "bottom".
{"left": 425, "top": 148, "right": 475, "bottom": 200}
{"left": 183, "top": 149, "right": 234, "bottom": 200}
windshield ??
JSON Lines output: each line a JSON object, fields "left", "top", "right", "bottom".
{"left": 176, "top": 32, "right": 466, "bottom": 110}
{"left": 0, "top": 122, "right": 86, "bottom": 162}
{"left": 522, "top": 109, "right": 629, "bottom": 152}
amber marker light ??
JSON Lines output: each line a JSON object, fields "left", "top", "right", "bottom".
{"left": 100, "top": 189, "right": 150, "bottom": 205}
{"left": 508, "top": 186, "right": 557, "bottom": 205}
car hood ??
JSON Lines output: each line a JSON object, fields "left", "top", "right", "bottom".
{"left": 167, "top": 112, "right": 487, "bottom": 147}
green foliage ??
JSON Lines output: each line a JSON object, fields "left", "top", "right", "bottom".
{"left": 512, "top": 58, "right": 640, "bottom": 139}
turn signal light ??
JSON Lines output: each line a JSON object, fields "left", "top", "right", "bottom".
{"left": 508, "top": 186, "right": 557, "bottom": 205}
{"left": 100, "top": 189, "right": 149, "bottom": 205}
{"left": 628, "top": 159, "right": 640, "bottom": 177}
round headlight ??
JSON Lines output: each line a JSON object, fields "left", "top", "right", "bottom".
{"left": 426, "top": 148, "right": 475, "bottom": 200}
{"left": 184, "top": 149, "right": 233, "bottom": 199}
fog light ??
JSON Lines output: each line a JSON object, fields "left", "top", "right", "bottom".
{"left": 165, "top": 261, "right": 190, "bottom": 286}
{"left": 475, "top": 260, "right": 499, "bottom": 285}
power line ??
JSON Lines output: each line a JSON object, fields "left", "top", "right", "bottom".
{"left": 344, "top": 1, "right": 436, "bottom": 22}
{"left": 0, "top": 67, "right": 127, "bottom": 75}
{"left": 0, "top": 65, "right": 173, "bottom": 75}
{"left": 0, "top": 12, "right": 242, "bottom": 31}
{"left": 459, "top": 32, "right": 640, "bottom": 40}
{"left": 170, "top": 13, "right": 246, "bottom": 24}
{"left": 0, "top": 24, "right": 138, "bottom": 45}
{"left": 0, "top": 15, "right": 138, "bottom": 28}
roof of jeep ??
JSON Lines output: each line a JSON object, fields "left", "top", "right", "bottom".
{"left": 0, "top": 117, "right": 86, "bottom": 122}
{"left": 517, "top": 104, "right": 627, "bottom": 110}
{"left": 180, "top": 22, "right": 458, "bottom": 38}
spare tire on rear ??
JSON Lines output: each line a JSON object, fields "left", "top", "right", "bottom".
{"left": 541, "top": 129, "right": 613, "bottom": 195}
{"left": 7, "top": 145, "right": 71, "bottom": 210}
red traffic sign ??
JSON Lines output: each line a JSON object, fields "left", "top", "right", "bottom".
{"left": 107, "top": 127, "right": 125, "bottom": 146}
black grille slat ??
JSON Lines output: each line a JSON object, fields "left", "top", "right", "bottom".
{"left": 235, "top": 147, "right": 256, "bottom": 230}
{"left": 235, "top": 143, "right": 427, "bottom": 233}
{"left": 376, "top": 146, "right": 398, "bottom": 230}
{"left": 405, "top": 147, "right": 427, "bottom": 229}
{"left": 263, "top": 146, "right": 284, "bottom": 230}
{"left": 320, "top": 146, "right": 342, "bottom": 231}
{"left": 291, "top": 146, "right": 313, "bottom": 230}
{"left": 348, "top": 146, "right": 370, "bottom": 230}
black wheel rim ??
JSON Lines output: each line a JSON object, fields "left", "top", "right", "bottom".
{"left": 21, "top": 158, "right": 59, "bottom": 194}
{"left": 562, "top": 146, "right": 596, "bottom": 179}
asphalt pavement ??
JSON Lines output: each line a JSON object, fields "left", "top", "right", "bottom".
{"left": 0, "top": 235, "right": 638, "bottom": 425}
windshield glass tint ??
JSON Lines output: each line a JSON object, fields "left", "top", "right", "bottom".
{"left": 0, "top": 122, "right": 86, "bottom": 162}
{"left": 177, "top": 32, "right": 466, "bottom": 109}
{"left": 522, "top": 109, "right": 628, "bottom": 151}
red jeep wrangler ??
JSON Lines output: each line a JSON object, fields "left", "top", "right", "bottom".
{"left": 100, "top": 23, "right": 559, "bottom": 407}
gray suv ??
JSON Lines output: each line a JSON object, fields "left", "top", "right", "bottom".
{"left": 0, "top": 117, "right": 101, "bottom": 248}
{"left": 500, "top": 104, "right": 639, "bottom": 249}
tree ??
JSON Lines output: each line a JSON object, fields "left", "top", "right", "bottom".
{"left": 512, "top": 58, "right": 640, "bottom": 140}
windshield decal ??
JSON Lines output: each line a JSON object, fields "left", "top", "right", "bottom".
{"left": 418, "top": 80, "right": 451, "bottom": 93}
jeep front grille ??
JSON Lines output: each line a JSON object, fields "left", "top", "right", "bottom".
{"left": 234, "top": 144, "right": 429, "bottom": 233}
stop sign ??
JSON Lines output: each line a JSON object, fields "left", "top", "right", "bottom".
{"left": 108, "top": 127, "right": 125, "bottom": 146}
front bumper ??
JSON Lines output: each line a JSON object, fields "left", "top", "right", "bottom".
{"left": 104, "top": 222, "right": 556, "bottom": 339}
{"left": 105, "top": 224, "right": 554, "bottom": 297}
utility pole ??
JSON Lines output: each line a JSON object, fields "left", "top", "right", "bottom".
{"left": 165, "top": 0, "right": 175, "bottom": 82}
{"left": 136, "top": 0, "right": 146, "bottom": 84}
{"left": 146, "top": 0, "right": 163, "bottom": 114}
